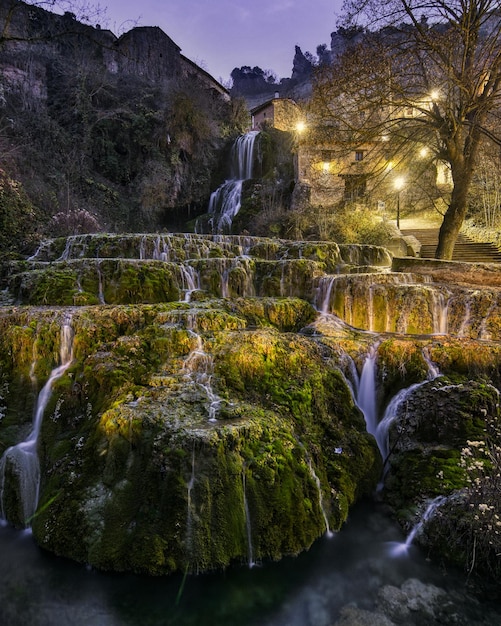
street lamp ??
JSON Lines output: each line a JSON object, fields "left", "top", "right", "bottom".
{"left": 394, "top": 176, "right": 405, "bottom": 228}
{"left": 295, "top": 120, "right": 306, "bottom": 134}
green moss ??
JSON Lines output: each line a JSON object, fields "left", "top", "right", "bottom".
{"left": 386, "top": 448, "right": 467, "bottom": 512}
{"left": 14, "top": 266, "right": 79, "bottom": 305}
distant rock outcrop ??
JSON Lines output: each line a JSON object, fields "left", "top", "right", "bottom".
{"left": 0, "top": 0, "right": 234, "bottom": 246}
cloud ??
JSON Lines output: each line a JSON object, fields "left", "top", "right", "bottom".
{"left": 265, "top": 0, "right": 295, "bottom": 15}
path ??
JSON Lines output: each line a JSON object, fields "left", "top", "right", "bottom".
{"left": 398, "top": 216, "right": 501, "bottom": 262}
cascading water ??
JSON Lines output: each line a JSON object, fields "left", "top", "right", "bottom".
{"left": 208, "top": 131, "right": 259, "bottom": 233}
{"left": 307, "top": 460, "right": 333, "bottom": 538}
{"left": 182, "top": 331, "right": 222, "bottom": 421}
{"left": 375, "top": 382, "right": 426, "bottom": 468}
{"left": 354, "top": 346, "right": 441, "bottom": 475}
{"left": 389, "top": 495, "right": 448, "bottom": 556}
{"left": 242, "top": 468, "right": 255, "bottom": 568}
{"left": 356, "top": 345, "right": 379, "bottom": 439}
{"left": 179, "top": 265, "right": 199, "bottom": 302}
{"left": 0, "top": 316, "right": 74, "bottom": 526}
{"left": 97, "top": 260, "right": 106, "bottom": 304}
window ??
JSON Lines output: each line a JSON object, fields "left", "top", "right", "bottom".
{"left": 355, "top": 150, "right": 364, "bottom": 162}
{"left": 343, "top": 175, "right": 367, "bottom": 200}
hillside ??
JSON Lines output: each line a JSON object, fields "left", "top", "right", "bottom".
{"left": 0, "top": 0, "right": 244, "bottom": 254}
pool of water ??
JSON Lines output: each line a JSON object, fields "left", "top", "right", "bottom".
{"left": 0, "top": 498, "right": 499, "bottom": 626}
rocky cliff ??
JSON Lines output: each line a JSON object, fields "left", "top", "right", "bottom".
{"left": 0, "top": 0, "right": 239, "bottom": 252}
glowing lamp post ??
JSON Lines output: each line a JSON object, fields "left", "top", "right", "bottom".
{"left": 295, "top": 120, "right": 306, "bottom": 134}
{"left": 394, "top": 176, "right": 405, "bottom": 228}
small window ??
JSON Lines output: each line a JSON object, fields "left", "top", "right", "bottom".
{"left": 355, "top": 150, "right": 364, "bottom": 161}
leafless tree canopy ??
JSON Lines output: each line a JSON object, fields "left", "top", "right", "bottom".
{"left": 314, "top": 0, "right": 501, "bottom": 258}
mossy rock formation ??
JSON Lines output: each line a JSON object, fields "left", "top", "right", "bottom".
{"left": 1, "top": 232, "right": 501, "bottom": 582}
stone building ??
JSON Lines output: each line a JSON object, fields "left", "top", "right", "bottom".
{"left": 251, "top": 96, "right": 301, "bottom": 131}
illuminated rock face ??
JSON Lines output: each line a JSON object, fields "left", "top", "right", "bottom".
{"left": 1, "top": 232, "right": 500, "bottom": 580}
{"left": 318, "top": 272, "right": 501, "bottom": 339}
{"left": 0, "top": 233, "right": 389, "bottom": 575}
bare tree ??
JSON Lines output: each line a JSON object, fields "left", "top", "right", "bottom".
{"left": 315, "top": 0, "right": 501, "bottom": 259}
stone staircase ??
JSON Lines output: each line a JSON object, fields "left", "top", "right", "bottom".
{"left": 400, "top": 227, "right": 501, "bottom": 263}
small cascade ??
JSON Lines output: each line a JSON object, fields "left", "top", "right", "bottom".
{"left": 390, "top": 495, "right": 447, "bottom": 556}
{"left": 242, "top": 468, "right": 255, "bottom": 568}
{"left": 208, "top": 131, "right": 259, "bottom": 233}
{"left": 422, "top": 347, "right": 441, "bottom": 380}
{"left": 315, "top": 276, "right": 337, "bottom": 315}
{"left": 431, "top": 290, "right": 449, "bottom": 334}
{"left": 338, "top": 352, "right": 360, "bottom": 398}
{"left": 356, "top": 345, "right": 440, "bottom": 474}
{"left": 307, "top": 460, "right": 333, "bottom": 537}
{"left": 96, "top": 260, "right": 106, "bottom": 304}
{"left": 376, "top": 349, "right": 440, "bottom": 471}
{"left": 179, "top": 265, "right": 199, "bottom": 302}
{"left": 368, "top": 285, "right": 375, "bottom": 332}
{"left": 182, "top": 331, "right": 221, "bottom": 422}
{"left": 0, "top": 316, "right": 74, "bottom": 525}
{"left": 457, "top": 298, "right": 472, "bottom": 337}
{"left": 356, "top": 346, "right": 379, "bottom": 440}
{"left": 375, "top": 383, "right": 424, "bottom": 466}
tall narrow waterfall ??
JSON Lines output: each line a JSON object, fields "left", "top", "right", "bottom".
{"left": 208, "top": 131, "right": 259, "bottom": 233}
{"left": 0, "top": 317, "right": 74, "bottom": 526}
{"left": 355, "top": 346, "right": 441, "bottom": 478}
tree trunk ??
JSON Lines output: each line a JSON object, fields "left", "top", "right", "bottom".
{"left": 436, "top": 166, "right": 472, "bottom": 260}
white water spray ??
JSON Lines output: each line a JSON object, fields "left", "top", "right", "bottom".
{"left": 389, "top": 495, "right": 447, "bottom": 556}
{"left": 182, "top": 332, "right": 221, "bottom": 421}
{"left": 355, "top": 345, "right": 440, "bottom": 476}
{"left": 208, "top": 131, "right": 259, "bottom": 233}
{"left": 307, "top": 460, "right": 334, "bottom": 538}
{"left": 356, "top": 346, "right": 378, "bottom": 439}
{"left": 0, "top": 316, "right": 74, "bottom": 525}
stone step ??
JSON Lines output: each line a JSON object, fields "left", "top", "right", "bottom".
{"left": 401, "top": 228, "right": 501, "bottom": 263}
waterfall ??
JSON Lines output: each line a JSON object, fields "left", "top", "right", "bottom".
{"left": 356, "top": 346, "right": 378, "bottom": 440}
{"left": 315, "top": 276, "right": 336, "bottom": 315}
{"left": 0, "top": 316, "right": 74, "bottom": 526}
{"left": 182, "top": 331, "right": 221, "bottom": 421}
{"left": 431, "top": 290, "right": 449, "bottom": 334}
{"left": 375, "top": 382, "right": 424, "bottom": 466}
{"left": 389, "top": 495, "right": 447, "bottom": 556}
{"left": 307, "top": 460, "right": 333, "bottom": 537}
{"left": 179, "top": 265, "right": 199, "bottom": 302}
{"left": 355, "top": 345, "right": 440, "bottom": 474}
{"left": 97, "top": 260, "right": 106, "bottom": 304}
{"left": 208, "top": 131, "right": 259, "bottom": 233}
{"left": 242, "top": 469, "right": 255, "bottom": 568}
{"left": 458, "top": 297, "right": 472, "bottom": 337}
{"left": 375, "top": 353, "right": 440, "bottom": 470}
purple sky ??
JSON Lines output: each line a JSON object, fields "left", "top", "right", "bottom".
{"left": 99, "top": 0, "right": 343, "bottom": 84}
